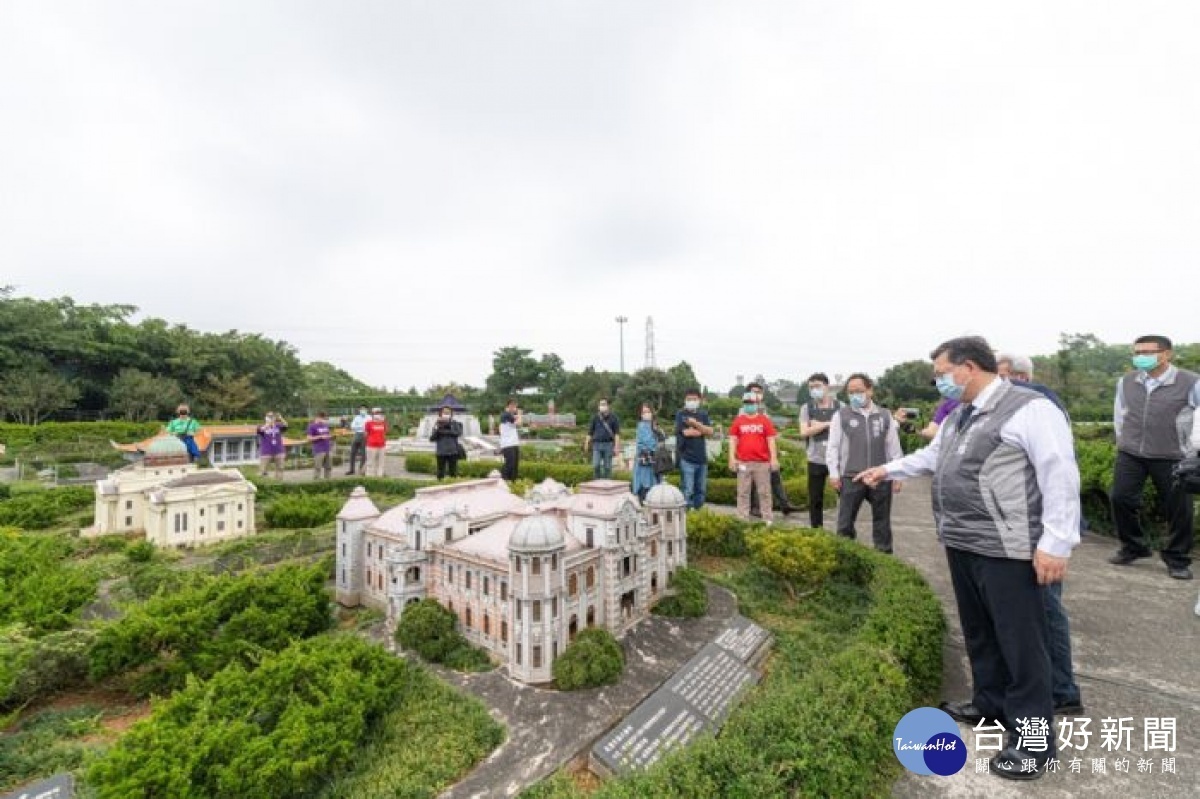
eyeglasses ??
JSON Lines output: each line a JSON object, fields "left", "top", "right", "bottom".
{"left": 1132, "top": 349, "right": 1163, "bottom": 355}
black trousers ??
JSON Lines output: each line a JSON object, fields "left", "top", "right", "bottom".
{"left": 1111, "top": 450, "right": 1194, "bottom": 567}
{"left": 835, "top": 476, "right": 893, "bottom": 552}
{"left": 807, "top": 462, "right": 829, "bottom": 528}
{"left": 750, "top": 470, "right": 792, "bottom": 513}
{"left": 436, "top": 455, "right": 459, "bottom": 479}
{"left": 945, "top": 547, "right": 1053, "bottom": 753}
{"left": 501, "top": 446, "right": 520, "bottom": 480}
{"left": 347, "top": 435, "right": 366, "bottom": 473}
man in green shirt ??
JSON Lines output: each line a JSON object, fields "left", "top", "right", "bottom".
{"left": 165, "top": 404, "right": 202, "bottom": 462}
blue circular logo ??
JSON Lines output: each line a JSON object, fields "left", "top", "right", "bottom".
{"left": 892, "top": 707, "right": 967, "bottom": 776}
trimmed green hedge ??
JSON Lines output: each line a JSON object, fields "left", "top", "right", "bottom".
{"left": 0, "top": 486, "right": 94, "bottom": 529}
{"left": 553, "top": 628, "right": 624, "bottom": 690}
{"left": 651, "top": 567, "right": 708, "bottom": 617}
{"left": 524, "top": 524, "right": 944, "bottom": 799}
{"left": 404, "top": 455, "right": 813, "bottom": 510}
{"left": 263, "top": 494, "right": 342, "bottom": 529}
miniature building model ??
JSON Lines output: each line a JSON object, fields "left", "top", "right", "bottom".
{"left": 113, "top": 425, "right": 305, "bottom": 467}
{"left": 86, "top": 435, "right": 257, "bottom": 548}
{"left": 336, "top": 477, "right": 688, "bottom": 683}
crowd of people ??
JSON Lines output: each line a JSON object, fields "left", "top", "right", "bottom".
{"left": 157, "top": 333, "right": 1197, "bottom": 780}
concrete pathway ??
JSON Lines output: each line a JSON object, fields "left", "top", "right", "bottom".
{"left": 840, "top": 478, "right": 1200, "bottom": 797}
{"left": 436, "top": 586, "right": 738, "bottom": 799}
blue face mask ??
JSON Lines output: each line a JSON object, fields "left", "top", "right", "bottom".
{"left": 1131, "top": 354, "right": 1159, "bottom": 371}
{"left": 935, "top": 372, "right": 965, "bottom": 401}
{"left": 742, "top": 404, "right": 758, "bottom": 415}
{"left": 848, "top": 392, "right": 867, "bottom": 409}
{"left": 809, "top": 387, "right": 825, "bottom": 400}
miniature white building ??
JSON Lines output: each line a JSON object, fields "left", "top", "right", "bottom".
{"left": 85, "top": 436, "right": 257, "bottom": 548}
{"left": 336, "top": 476, "right": 688, "bottom": 683}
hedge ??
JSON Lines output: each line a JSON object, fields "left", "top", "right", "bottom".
{"left": 85, "top": 635, "right": 417, "bottom": 798}
{"left": 651, "top": 567, "right": 708, "bottom": 618}
{"left": 263, "top": 494, "right": 342, "bottom": 529}
{"left": 524, "top": 524, "right": 945, "bottom": 799}
{"left": 0, "top": 486, "right": 95, "bottom": 529}
{"left": 553, "top": 628, "right": 624, "bottom": 690}
{"left": 404, "top": 455, "right": 813, "bottom": 510}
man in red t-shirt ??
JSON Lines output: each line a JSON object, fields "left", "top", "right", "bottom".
{"left": 728, "top": 391, "right": 780, "bottom": 522}
{"left": 364, "top": 408, "right": 388, "bottom": 477}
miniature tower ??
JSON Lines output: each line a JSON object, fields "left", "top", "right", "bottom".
{"left": 508, "top": 513, "right": 566, "bottom": 683}
{"left": 336, "top": 486, "right": 381, "bottom": 606}
{"left": 644, "top": 483, "right": 688, "bottom": 588}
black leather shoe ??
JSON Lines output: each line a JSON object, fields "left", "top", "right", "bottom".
{"left": 1109, "top": 550, "right": 1149, "bottom": 565}
{"left": 1054, "top": 698, "right": 1085, "bottom": 716}
{"left": 939, "top": 700, "right": 993, "bottom": 724}
{"left": 1168, "top": 565, "right": 1194, "bottom": 580}
{"left": 991, "top": 747, "right": 1048, "bottom": 780}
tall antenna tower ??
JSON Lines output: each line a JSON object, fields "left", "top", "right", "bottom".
{"left": 644, "top": 316, "right": 657, "bottom": 369}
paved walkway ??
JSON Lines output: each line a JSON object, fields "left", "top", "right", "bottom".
{"left": 437, "top": 586, "right": 739, "bottom": 799}
{"left": 835, "top": 478, "right": 1199, "bottom": 797}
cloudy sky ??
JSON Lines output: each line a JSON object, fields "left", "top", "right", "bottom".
{"left": 3, "top": 1, "right": 1197, "bottom": 392}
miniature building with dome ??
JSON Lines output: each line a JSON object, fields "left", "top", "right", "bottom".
{"left": 84, "top": 435, "right": 257, "bottom": 548}
{"left": 336, "top": 476, "right": 688, "bottom": 683}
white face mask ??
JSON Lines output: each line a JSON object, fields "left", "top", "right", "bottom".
{"left": 684, "top": 399, "right": 699, "bottom": 411}
{"left": 809, "top": 386, "right": 826, "bottom": 400}
{"left": 641, "top": 412, "right": 653, "bottom": 421}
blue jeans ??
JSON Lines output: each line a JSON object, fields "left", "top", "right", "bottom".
{"left": 592, "top": 441, "right": 615, "bottom": 478}
{"left": 679, "top": 459, "right": 707, "bottom": 509}
{"left": 1043, "top": 581, "right": 1081, "bottom": 706}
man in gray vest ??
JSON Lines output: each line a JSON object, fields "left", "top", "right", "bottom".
{"left": 826, "top": 372, "right": 902, "bottom": 553}
{"left": 856, "top": 336, "right": 1081, "bottom": 780}
{"left": 1108, "top": 334, "right": 1199, "bottom": 580}
{"left": 798, "top": 372, "right": 841, "bottom": 528}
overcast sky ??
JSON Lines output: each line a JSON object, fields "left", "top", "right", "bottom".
{"left": 3, "top": 1, "right": 1197, "bottom": 392}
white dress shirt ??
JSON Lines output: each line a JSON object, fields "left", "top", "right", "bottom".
{"left": 883, "top": 377, "right": 1081, "bottom": 558}
{"left": 826, "top": 402, "right": 904, "bottom": 481}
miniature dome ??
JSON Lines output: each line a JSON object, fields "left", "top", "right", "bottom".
{"left": 643, "top": 482, "right": 687, "bottom": 508}
{"left": 145, "top": 436, "right": 188, "bottom": 457}
{"left": 509, "top": 513, "right": 565, "bottom": 552}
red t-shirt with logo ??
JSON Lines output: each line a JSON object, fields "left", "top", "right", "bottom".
{"left": 730, "top": 413, "right": 776, "bottom": 462}
{"left": 365, "top": 419, "right": 388, "bottom": 448}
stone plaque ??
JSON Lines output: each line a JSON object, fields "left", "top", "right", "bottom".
{"left": 592, "top": 643, "right": 759, "bottom": 775}
{"left": 713, "top": 614, "right": 771, "bottom": 664}
{"left": 2, "top": 774, "right": 74, "bottom": 799}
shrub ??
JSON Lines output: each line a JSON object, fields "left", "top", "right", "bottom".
{"left": 86, "top": 635, "right": 415, "bottom": 799}
{"left": 263, "top": 493, "right": 341, "bottom": 529}
{"left": 685, "top": 509, "right": 748, "bottom": 557}
{"left": 0, "top": 529, "right": 100, "bottom": 634}
{"left": 0, "top": 627, "right": 98, "bottom": 710}
{"left": 124, "top": 540, "right": 155, "bottom": 563}
{"left": 652, "top": 567, "right": 708, "bottom": 617}
{"left": 553, "top": 628, "right": 624, "bottom": 690}
{"left": 0, "top": 705, "right": 106, "bottom": 793}
{"left": 0, "top": 486, "right": 94, "bottom": 529}
{"left": 394, "top": 599, "right": 492, "bottom": 671}
{"left": 748, "top": 529, "right": 838, "bottom": 599}
{"left": 0, "top": 484, "right": 9, "bottom": 501}
{"left": 89, "top": 562, "right": 333, "bottom": 696}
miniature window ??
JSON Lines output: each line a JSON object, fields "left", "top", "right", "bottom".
{"left": 568, "top": 574, "right": 578, "bottom": 596}
{"left": 218, "top": 504, "right": 226, "bottom": 514}
{"left": 666, "top": 511, "right": 673, "bottom": 523}
{"left": 125, "top": 516, "right": 132, "bottom": 526}
{"left": 125, "top": 500, "right": 133, "bottom": 510}
{"left": 238, "top": 503, "right": 244, "bottom": 511}
{"left": 586, "top": 567, "right": 595, "bottom": 589}
{"left": 466, "top": 608, "right": 472, "bottom": 628}
{"left": 515, "top": 558, "right": 522, "bottom": 573}
{"left": 652, "top": 513, "right": 659, "bottom": 525}
{"left": 483, "top": 576, "right": 489, "bottom": 596}
{"left": 217, "top": 521, "right": 225, "bottom": 532}
{"left": 551, "top": 597, "right": 557, "bottom": 617}
{"left": 501, "top": 582, "right": 508, "bottom": 601}
{"left": 501, "top": 620, "right": 508, "bottom": 643}
{"left": 466, "top": 571, "right": 472, "bottom": 590}
{"left": 585, "top": 527, "right": 594, "bottom": 547}
{"left": 533, "top": 646, "right": 542, "bottom": 669}
{"left": 532, "top": 601, "right": 542, "bottom": 622}
{"left": 531, "top": 557, "right": 541, "bottom": 576}
{"left": 483, "top": 614, "right": 490, "bottom": 635}
{"left": 551, "top": 554, "right": 558, "bottom": 571}
{"left": 516, "top": 644, "right": 522, "bottom": 665}
{"left": 667, "top": 541, "right": 674, "bottom": 556}
{"left": 650, "top": 540, "right": 657, "bottom": 557}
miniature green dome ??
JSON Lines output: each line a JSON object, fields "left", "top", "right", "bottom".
{"left": 146, "top": 436, "right": 188, "bottom": 457}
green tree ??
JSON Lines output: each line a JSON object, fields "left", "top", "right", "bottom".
{"left": 195, "top": 373, "right": 259, "bottom": 420}
{"left": 539, "top": 353, "right": 568, "bottom": 399}
{"left": 875, "top": 360, "right": 939, "bottom": 408}
{"left": 395, "top": 599, "right": 462, "bottom": 662}
{"left": 553, "top": 628, "right": 624, "bottom": 690}
{"left": 485, "top": 347, "right": 543, "bottom": 398}
{"left": 0, "top": 365, "right": 81, "bottom": 424}
{"left": 108, "top": 368, "right": 183, "bottom": 421}
{"left": 615, "top": 367, "right": 676, "bottom": 420}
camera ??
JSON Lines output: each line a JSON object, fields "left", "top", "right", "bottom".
{"left": 900, "top": 408, "right": 920, "bottom": 419}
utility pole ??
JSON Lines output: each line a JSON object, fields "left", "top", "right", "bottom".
{"left": 644, "top": 316, "right": 656, "bottom": 369}
{"left": 615, "top": 315, "right": 628, "bottom": 373}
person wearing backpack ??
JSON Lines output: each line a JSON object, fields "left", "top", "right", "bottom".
{"left": 798, "top": 372, "right": 841, "bottom": 528}
{"left": 826, "top": 372, "right": 902, "bottom": 553}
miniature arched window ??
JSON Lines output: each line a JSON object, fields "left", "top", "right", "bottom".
{"left": 483, "top": 614, "right": 490, "bottom": 635}
{"left": 586, "top": 566, "right": 595, "bottom": 589}
{"left": 466, "top": 608, "right": 472, "bottom": 628}
{"left": 501, "top": 620, "right": 508, "bottom": 643}
{"left": 650, "top": 540, "right": 657, "bottom": 558}
{"left": 651, "top": 572, "right": 658, "bottom": 595}
{"left": 586, "top": 606, "right": 595, "bottom": 627}
{"left": 568, "top": 573, "right": 578, "bottom": 596}
{"left": 415, "top": 530, "right": 422, "bottom": 550}
{"left": 652, "top": 513, "right": 659, "bottom": 525}
{"left": 551, "top": 554, "right": 558, "bottom": 571}
{"left": 532, "top": 557, "right": 542, "bottom": 576}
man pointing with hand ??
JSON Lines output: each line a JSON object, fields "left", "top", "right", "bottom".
{"left": 856, "top": 335, "right": 1080, "bottom": 781}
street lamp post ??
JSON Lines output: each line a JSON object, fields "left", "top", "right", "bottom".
{"left": 615, "top": 315, "right": 628, "bottom": 373}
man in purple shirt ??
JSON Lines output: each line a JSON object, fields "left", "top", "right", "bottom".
{"left": 307, "top": 411, "right": 333, "bottom": 480}
{"left": 257, "top": 412, "right": 288, "bottom": 479}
